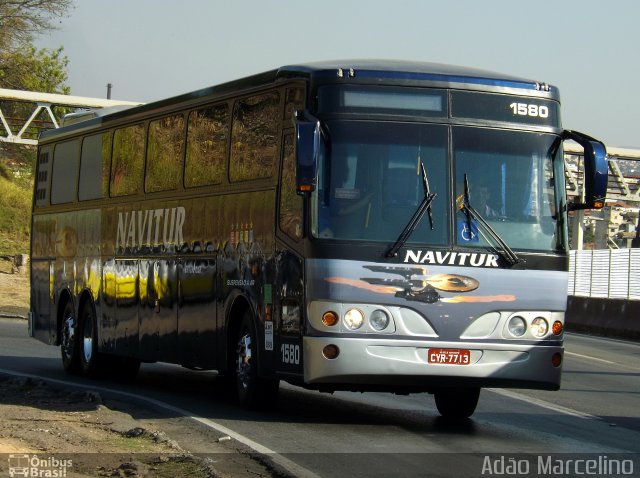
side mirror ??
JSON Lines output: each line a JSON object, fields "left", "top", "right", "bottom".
{"left": 293, "top": 110, "right": 321, "bottom": 194}
{"left": 563, "top": 130, "right": 608, "bottom": 210}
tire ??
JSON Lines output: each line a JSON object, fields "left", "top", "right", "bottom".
{"left": 79, "top": 303, "right": 101, "bottom": 377}
{"left": 434, "top": 387, "right": 481, "bottom": 419}
{"left": 60, "top": 301, "right": 80, "bottom": 373}
{"left": 234, "top": 311, "right": 279, "bottom": 408}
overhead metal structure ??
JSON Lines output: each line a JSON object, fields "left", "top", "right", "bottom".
{"left": 0, "top": 88, "right": 141, "bottom": 145}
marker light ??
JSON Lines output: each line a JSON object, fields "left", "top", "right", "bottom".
{"left": 552, "top": 320, "right": 564, "bottom": 336}
{"left": 369, "top": 309, "right": 390, "bottom": 331}
{"left": 531, "top": 317, "right": 549, "bottom": 338}
{"left": 323, "top": 344, "right": 340, "bottom": 359}
{"left": 552, "top": 353, "right": 562, "bottom": 367}
{"left": 322, "top": 311, "right": 339, "bottom": 327}
{"left": 344, "top": 308, "right": 365, "bottom": 330}
{"left": 507, "top": 316, "right": 527, "bottom": 337}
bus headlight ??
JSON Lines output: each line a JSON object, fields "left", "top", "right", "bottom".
{"left": 507, "top": 316, "right": 527, "bottom": 337}
{"left": 531, "top": 317, "right": 549, "bottom": 338}
{"left": 369, "top": 309, "right": 390, "bottom": 331}
{"left": 344, "top": 308, "right": 365, "bottom": 330}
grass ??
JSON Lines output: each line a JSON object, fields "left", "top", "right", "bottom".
{"left": 0, "top": 174, "right": 32, "bottom": 255}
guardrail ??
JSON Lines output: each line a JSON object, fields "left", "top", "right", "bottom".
{"left": 567, "top": 249, "right": 640, "bottom": 340}
{"left": 569, "top": 249, "right": 640, "bottom": 301}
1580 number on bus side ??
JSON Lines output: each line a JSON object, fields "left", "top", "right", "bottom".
{"left": 281, "top": 343, "right": 300, "bottom": 365}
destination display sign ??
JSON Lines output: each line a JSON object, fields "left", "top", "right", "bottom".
{"left": 451, "top": 90, "right": 560, "bottom": 127}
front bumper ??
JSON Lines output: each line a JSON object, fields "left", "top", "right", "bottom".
{"left": 303, "top": 336, "right": 562, "bottom": 391}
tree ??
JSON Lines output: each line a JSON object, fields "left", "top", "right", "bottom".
{"left": 1, "top": 0, "right": 72, "bottom": 168}
{"left": 0, "top": 0, "right": 72, "bottom": 52}
{"left": 0, "top": 45, "right": 69, "bottom": 93}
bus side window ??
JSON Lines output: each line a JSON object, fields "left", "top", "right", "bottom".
{"left": 51, "top": 139, "right": 80, "bottom": 204}
{"left": 111, "top": 124, "right": 145, "bottom": 197}
{"left": 146, "top": 114, "right": 185, "bottom": 192}
{"left": 185, "top": 104, "right": 229, "bottom": 188}
{"left": 230, "top": 91, "right": 280, "bottom": 181}
{"left": 79, "top": 132, "right": 111, "bottom": 200}
{"left": 279, "top": 134, "right": 302, "bottom": 241}
{"left": 284, "top": 86, "right": 305, "bottom": 121}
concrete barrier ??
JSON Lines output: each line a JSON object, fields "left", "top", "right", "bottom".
{"left": 566, "top": 296, "right": 640, "bottom": 341}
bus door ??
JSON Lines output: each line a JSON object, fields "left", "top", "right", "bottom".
{"left": 274, "top": 133, "right": 305, "bottom": 378}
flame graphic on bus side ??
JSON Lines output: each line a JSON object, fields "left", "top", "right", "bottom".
{"left": 324, "top": 276, "right": 515, "bottom": 304}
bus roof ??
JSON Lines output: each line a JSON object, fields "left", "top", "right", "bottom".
{"left": 39, "top": 59, "right": 559, "bottom": 142}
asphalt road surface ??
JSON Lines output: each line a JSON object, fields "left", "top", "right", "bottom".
{"left": 1, "top": 317, "right": 639, "bottom": 477}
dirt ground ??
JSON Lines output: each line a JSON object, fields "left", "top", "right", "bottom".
{"left": 0, "top": 268, "right": 284, "bottom": 477}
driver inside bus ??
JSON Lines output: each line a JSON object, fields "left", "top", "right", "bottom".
{"left": 318, "top": 159, "right": 374, "bottom": 238}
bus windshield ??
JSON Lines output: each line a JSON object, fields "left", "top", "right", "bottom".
{"left": 312, "top": 121, "right": 563, "bottom": 253}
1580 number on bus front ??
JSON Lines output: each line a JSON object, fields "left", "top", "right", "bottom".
{"left": 509, "top": 102, "right": 549, "bottom": 118}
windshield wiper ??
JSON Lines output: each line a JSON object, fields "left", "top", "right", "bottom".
{"left": 386, "top": 160, "right": 436, "bottom": 258}
{"left": 458, "top": 174, "right": 521, "bottom": 266}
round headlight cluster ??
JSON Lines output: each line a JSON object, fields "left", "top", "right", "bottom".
{"left": 344, "top": 308, "right": 365, "bottom": 330}
{"left": 370, "top": 309, "right": 390, "bottom": 331}
{"left": 506, "top": 314, "right": 553, "bottom": 338}
{"left": 531, "top": 317, "right": 549, "bottom": 338}
{"left": 507, "top": 316, "right": 527, "bottom": 337}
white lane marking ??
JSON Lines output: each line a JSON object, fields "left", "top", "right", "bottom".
{"left": 565, "top": 351, "right": 616, "bottom": 365}
{"left": 487, "top": 388, "right": 598, "bottom": 420}
{"left": 0, "top": 368, "right": 321, "bottom": 478}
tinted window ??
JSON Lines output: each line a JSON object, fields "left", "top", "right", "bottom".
{"left": 111, "top": 124, "right": 145, "bottom": 196}
{"left": 230, "top": 91, "right": 280, "bottom": 181}
{"left": 146, "top": 114, "right": 185, "bottom": 192}
{"left": 185, "top": 104, "right": 229, "bottom": 187}
{"left": 284, "top": 86, "right": 305, "bottom": 121}
{"left": 279, "top": 135, "right": 302, "bottom": 241}
{"left": 51, "top": 139, "right": 80, "bottom": 204}
{"left": 79, "top": 132, "right": 111, "bottom": 201}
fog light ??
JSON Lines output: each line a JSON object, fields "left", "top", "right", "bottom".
{"left": 531, "top": 317, "right": 549, "bottom": 338}
{"left": 344, "top": 308, "right": 364, "bottom": 330}
{"left": 552, "top": 320, "right": 564, "bottom": 335}
{"left": 508, "top": 316, "right": 527, "bottom": 337}
{"left": 369, "top": 309, "right": 390, "bottom": 331}
{"left": 323, "top": 344, "right": 340, "bottom": 359}
{"left": 552, "top": 352, "right": 562, "bottom": 367}
{"left": 322, "top": 311, "right": 339, "bottom": 327}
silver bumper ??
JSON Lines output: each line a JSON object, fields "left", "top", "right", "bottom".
{"left": 303, "top": 336, "right": 562, "bottom": 390}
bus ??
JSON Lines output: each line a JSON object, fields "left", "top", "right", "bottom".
{"left": 29, "top": 60, "right": 608, "bottom": 418}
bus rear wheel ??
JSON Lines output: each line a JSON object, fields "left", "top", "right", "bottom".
{"left": 434, "top": 387, "right": 480, "bottom": 419}
{"left": 234, "top": 311, "right": 279, "bottom": 408}
{"left": 60, "top": 301, "right": 80, "bottom": 373}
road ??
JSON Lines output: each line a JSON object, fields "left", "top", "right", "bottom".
{"left": 1, "top": 317, "right": 639, "bottom": 477}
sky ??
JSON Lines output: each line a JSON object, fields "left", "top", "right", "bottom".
{"left": 35, "top": 0, "right": 640, "bottom": 148}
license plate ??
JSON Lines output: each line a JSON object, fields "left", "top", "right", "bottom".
{"left": 428, "top": 348, "right": 471, "bottom": 365}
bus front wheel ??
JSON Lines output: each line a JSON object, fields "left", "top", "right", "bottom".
{"left": 234, "top": 311, "right": 279, "bottom": 408}
{"left": 434, "top": 387, "right": 480, "bottom": 419}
